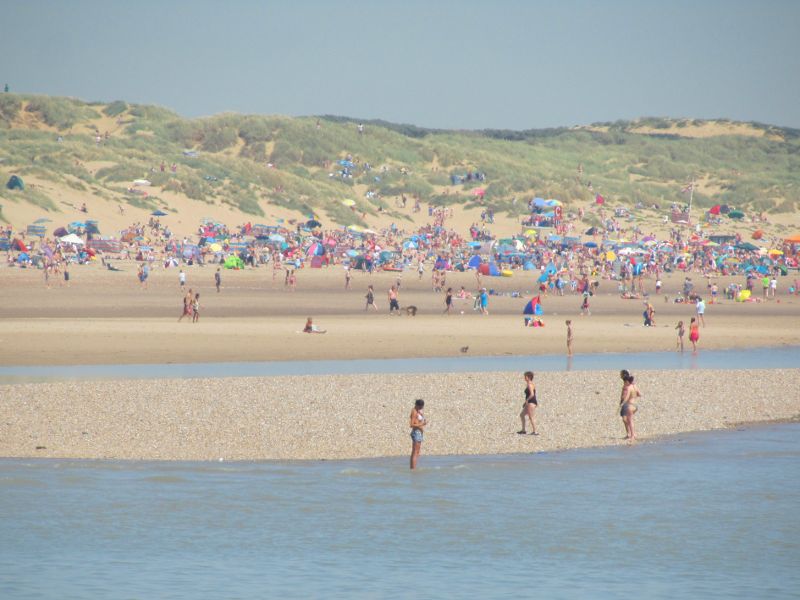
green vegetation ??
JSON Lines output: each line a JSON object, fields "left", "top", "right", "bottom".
{"left": 0, "top": 93, "right": 799, "bottom": 224}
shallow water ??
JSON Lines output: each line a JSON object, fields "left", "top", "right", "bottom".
{"left": 1, "top": 424, "right": 798, "bottom": 599}
{"left": 0, "top": 345, "right": 797, "bottom": 383}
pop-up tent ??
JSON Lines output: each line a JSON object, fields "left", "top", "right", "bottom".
{"left": 6, "top": 175, "right": 24, "bottom": 190}
{"left": 467, "top": 255, "right": 482, "bottom": 269}
{"left": 523, "top": 296, "right": 544, "bottom": 316}
{"left": 224, "top": 255, "right": 245, "bottom": 269}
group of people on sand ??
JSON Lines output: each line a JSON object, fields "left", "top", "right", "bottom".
{"left": 178, "top": 288, "right": 200, "bottom": 323}
{"left": 409, "top": 368, "right": 643, "bottom": 469}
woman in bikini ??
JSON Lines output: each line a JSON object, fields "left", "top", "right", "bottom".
{"left": 517, "top": 371, "right": 538, "bottom": 435}
{"left": 619, "top": 371, "right": 640, "bottom": 441}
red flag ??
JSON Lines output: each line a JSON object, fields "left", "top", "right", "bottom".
{"left": 595, "top": 194, "right": 605, "bottom": 205}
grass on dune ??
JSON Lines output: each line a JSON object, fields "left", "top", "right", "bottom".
{"left": 1, "top": 93, "right": 799, "bottom": 224}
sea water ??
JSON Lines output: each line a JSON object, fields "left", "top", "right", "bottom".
{"left": 0, "top": 345, "right": 797, "bottom": 383}
{"left": 1, "top": 424, "right": 798, "bottom": 599}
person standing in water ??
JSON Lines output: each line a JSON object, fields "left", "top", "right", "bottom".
{"left": 517, "top": 371, "right": 538, "bottom": 435}
{"left": 689, "top": 317, "right": 700, "bottom": 353}
{"left": 675, "top": 320, "right": 685, "bottom": 352}
{"left": 409, "top": 399, "right": 426, "bottom": 470}
{"left": 566, "top": 320, "right": 573, "bottom": 356}
{"left": 619, "top": 371, "right": 641, "bottom": 441}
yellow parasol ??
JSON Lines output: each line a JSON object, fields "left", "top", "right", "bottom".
{"left": 341, "top": 199, "right": 356, "bottom": 207}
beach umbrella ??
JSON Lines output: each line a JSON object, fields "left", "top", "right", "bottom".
{"left": 269, "top": 234, "right": 285, "bottom": 242}
{"left": 784, "top": 234, "right": 800, "bottom": 243}
{"left": 347, "top": 249, "right": 359, "bottom": 257}
{"left": 585, "top": 227, "right": 597, "bottom": 235}
{"left": 605, "top": 251, "right": 617, "bottom": 261}
{"left": 151, "top": 210, "right": 168, "bottom": 217}
{"left": 752, "top": 230, "right": 764, "bottom": 240}
{"left": 341, "top": 199, "right": 356, "bottom": 207}
{"left": 768, "top": 249, "right": 784, "bottom": 256}
{"left": 584, "top": 241, "right": 598, "bottom": 248}
{"left": 53, "top": 227, "right": 68, "bottom": 237}
{"left": 306, "top": 219, "right": 322, "bottom": 229}
{"left": 348, "top": 225, "right": 364, "bottom": 233}
{"left": 709, "top": 205, "right": 721, "bottom": 215}
{"left": 34, "top": 217, "right": 52, "bottom": 223}
{"left": 524, "top": 229, "right": 538, "bottom": 238}
{"left": 209, "top": 243, "right": 222, "bottom": 252}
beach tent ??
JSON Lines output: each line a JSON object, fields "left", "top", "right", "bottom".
{"left": 6, "top": 175, "right": 24, "bottom": 190}
{"left": 224, "top": 255, "right": 245, "bottom": 269}
{"left": 728, "top": 210, "right": 745, "bottom": 220}
{"left": 60, "top": 233, "right": 85, "bottom": 245}
{"left": 478, "top": 263, "right": 490, "bottom": 276}
{"left": 467, "top": 255, "right": 482, "bottom": 269}
{"left": 488, "top": 263, "right": 501, "bottom": 277}
{"left": 523, "top": 261, "right": 536, "bottom": 271}
{"left": 523, "top": 296, "right": 544, "bottom": 317}
{"left": 585, "top": 227, "right": 598, "bottom": 236}
{"left": 310, "top": 256, "right": 326, "bottom": 268}
{"left": 709, "top": 205, "right": 721, "bottom": 215}
{"left": 752, "top": 230, "right": 764, "bottom": 240}
{"left": 12, "top": 239, "right": 28, "bottom": 252}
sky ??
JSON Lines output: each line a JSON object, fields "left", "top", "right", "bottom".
{"left": 2, "top": 0, "right": 799, "bottom": 130}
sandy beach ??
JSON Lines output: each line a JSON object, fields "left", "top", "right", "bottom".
{"left": 1, "top": 265, "right": 799, "bottom": 365}
{"left": 1, "top": 368, "right": 798, "bottom": 461}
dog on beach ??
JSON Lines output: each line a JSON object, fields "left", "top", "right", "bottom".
{"left": 405, "top": 305, "right": 418, "bottom": 316}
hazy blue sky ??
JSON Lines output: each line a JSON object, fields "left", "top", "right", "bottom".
{"left": 2, "top": 0, "right": 799, "bottom": 129}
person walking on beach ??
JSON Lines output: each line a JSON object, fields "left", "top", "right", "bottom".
{"left": 689, "top": 317, "right": 700, "bottom": 353}
{"left": 695, "top": 297, "right": 706, "bottom": 327}
{"left": 191, "top": 293, "right": 200, "bottom": 323}
{"left": 479, "top": 288, "right": 489, "bottom": 315}
{"left": 344, "top": 265, "right": 352, "bottom": 290}
{"left": 566, "top": 320, "right": 573, "bottom": 356}
{"left": 388, "top": 285, "right": 400, "bottom": 314}
{"left": 580, "top": 292, "right": 590, "bottom": 316}
{"left": 619, "top": 371, "right": 640, "bottom": 441}
{"left": 214, "top": 268, "right": 221, "bottom": 293}
{"left": 675, "top": 320, "right": 685, "bottom": 353}
{"left": 178, "top": 288, "right": 193, "bottom": 322}
{"left": 443, "top": 287, "right": 453, "bottom": 314}
{"left": 409, "top": 399, "right": 426, "bottom": 470}
{"left": 179, "top": 269, "right": 186, "bottom": 289}
{"left": 365, "top": 284, "right": 377, "bottom": 311}
{"left": 518, "top": 371, "right": 538, "bottom": 435}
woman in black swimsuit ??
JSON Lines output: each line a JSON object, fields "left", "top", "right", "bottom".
{"left": 518, "top": 371, "right": 538, "bottom": 435}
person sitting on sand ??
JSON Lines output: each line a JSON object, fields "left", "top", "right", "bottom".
{"left": 303, "top": 317, "right": 326, "bottom": 334}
